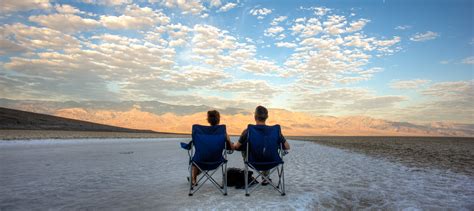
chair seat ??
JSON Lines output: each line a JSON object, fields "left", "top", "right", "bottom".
{"left": 247, "top": 160, "right": 284, "bottom": 171}
{"left": 193, "top": 157, "right": 227, "bottom": 170}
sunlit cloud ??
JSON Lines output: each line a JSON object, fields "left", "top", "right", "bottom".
{"left": 410, "top": 31, "right": 439, "bottom": 42}
{"left": 0, "top": 1, "right": 472, "bottom": 125}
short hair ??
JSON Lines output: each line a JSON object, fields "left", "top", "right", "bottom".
{"left": 254, "top": 105, "right": 268, "bottom": 122}
{"left": 207, "top": 110, "right": 220, "bottom": 126}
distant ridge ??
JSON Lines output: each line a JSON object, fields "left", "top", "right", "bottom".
{"left": 0, "top": 107, "right": 157, "bottom": 133}
{"left": 1, "top": 99, "right": 472, "bottom": 137}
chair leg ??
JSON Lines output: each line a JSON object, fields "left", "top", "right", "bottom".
{"left": 245, "top": 164, "right": 249, "bottom": 196}
{"left": 281, "top": 165, "right": 285, "bottom": 196}
{"left": 189, "top": 164, "right": 193, "bottom": 196}
{"left": 223, "top": 163, "right": 227, "bottom": 195}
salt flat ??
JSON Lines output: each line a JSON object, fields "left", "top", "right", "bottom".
{"left": 1, "top": 138, "right": 473, "bottom": 210}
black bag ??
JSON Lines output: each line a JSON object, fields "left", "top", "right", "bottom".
{"left": 226, "top": 168, "right": 257, "bottom": 189}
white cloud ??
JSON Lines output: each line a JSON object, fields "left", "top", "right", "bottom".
{"left": 209, "top": 0, "right": 221, "bottom": 7}
{"left": 82, "top": 0, "right": 132, "bottom": 6}
{"left": 290, "top": 87, "right": 406, "bottom": 114}
{"left": 55, "top": 4, "right": 80, "bottom": 14}
{"left": 249, "top": 7, "right": 272, "bottom": 19}
{"left": 218, "top": 2, "right": 236, "bottom": 12}
{"left": 410, "top": 31, "right": 439, "bottom": 42}
{"left": 314, "top": 7, "right": 330, "bottom": 16}
{"left": 214, "top": 80, "right": 280, "bottom": 102}
{"left": 270, "top": 16, "right": 287, "bottom": 26}
{"left": 284, "top": 12, "right": 400, "bottom": 89}
{"left": 264, "top": 26, "right": 284, "bottom": 37}
{"left": 290, "top": 18, "right": 323, "bottom": 37}
{"left": 155, "top": 0, "right": 206, "bottom": 15}
{"left": 461, "top": 56, "right": 474, "bottom": 64}
{"left": 395, "top": 25, "right": 411, "bottom": 30}
{"left": 345, "top": 19, "right": 370, "bottom": 33}
{"left": 0, "top": 0, "right": 51, "bottom": 13}
{"left": 390, "top": 79, "right": 431, "bottom": 90}
{"left": 29, "top": 14, "right": 100, "bottom": 33}
{"left": 323, "top": 15, "right": 347, "bottom": 35}
{"left": 1, "top": 23, "right": 80, "bottom": 51}
{"left": 100, "top": 4, "right": 170, "bottom": 30}
{"left": 421, "top": 80, "right": 473, "bottom": 98}
{"left": 275, "top": 42, "right": 297, "bottom": 48}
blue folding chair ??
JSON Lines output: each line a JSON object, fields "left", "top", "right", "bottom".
{"left": 180, "top": 124, "right": 228, "bottom": 196}
{"left": 244, "top": 124, "right": 286, "bottom": 196}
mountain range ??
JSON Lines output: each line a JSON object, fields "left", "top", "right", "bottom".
{"left": 1, "top": 98, "right": 472, "bottom": 137}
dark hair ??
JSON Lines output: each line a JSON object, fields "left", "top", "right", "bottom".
{"left": 207, "top": 110, "right": 220, "bottom": 126}
{"left": 254, "top": 105, "right": 268, "bottom": 122}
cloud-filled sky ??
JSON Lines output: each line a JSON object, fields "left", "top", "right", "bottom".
{"left": 0, "top": 0, "right": 473, "bottom": 123}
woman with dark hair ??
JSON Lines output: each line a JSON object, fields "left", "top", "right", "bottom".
{"left": 190, "top": 110, "right": 232, "bottom": 186}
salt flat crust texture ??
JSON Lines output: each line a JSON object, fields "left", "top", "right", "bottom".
{"left": 1, "top": 138, "right": 473, "bottom": 210}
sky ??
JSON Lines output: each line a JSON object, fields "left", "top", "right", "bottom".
{"left": 0, "top": 0, "right": 473, "bottom": 124}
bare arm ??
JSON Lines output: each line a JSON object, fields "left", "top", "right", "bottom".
{"left": 233, "top": 141, "right": 241, "bottom": 150}
{"left": 283, "top": 141, "right": 290, "bottom": 150}
{"left": 225, "top": 134, "right": 232, "bottom": 150}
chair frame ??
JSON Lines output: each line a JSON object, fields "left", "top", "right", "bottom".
{"left": 186, "top": 139, "right": 228, "bottom": 196}
{"left": 244, "top": 130, "right": 286, "bottom": 196}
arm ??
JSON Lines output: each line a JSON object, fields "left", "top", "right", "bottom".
{"left": 225, "top": 134, "right": 232, "bottom": 150}
{"left": 232, "top": 129, "right": 247, "bottom": 150}
{"left": 280, "top": 132, "right": 290, "bottom": 150}
{"left": 233, "top": 141, "right": 241, "bottom": 150}
{"left": 283, "top": 140, "right": 290, "bottom": 150}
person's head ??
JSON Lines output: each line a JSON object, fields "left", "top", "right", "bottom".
{"left": 207, "top": 110, "right": 220, "bottom": 126}
{"left": 254, "top": 105, "right": 268, "bottom": 124}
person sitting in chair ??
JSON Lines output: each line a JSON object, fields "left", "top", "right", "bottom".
{"left": 232, "top": 105, "right": 290, "bottom": 185}
{"left": 190, "top": 110, "right": 232, "bottom": 186}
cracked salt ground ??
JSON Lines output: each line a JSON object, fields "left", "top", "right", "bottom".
{"left": 0, "top": 138, "right": 473, "bottom": 210}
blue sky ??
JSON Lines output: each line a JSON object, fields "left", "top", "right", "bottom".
{"left": 0, "top": 0, "right": 473, "bottom": 123}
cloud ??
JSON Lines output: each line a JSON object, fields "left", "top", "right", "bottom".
{"left": 1, "top": 23, "right": 80, "bottom": 50}
{"left": 0, "top": 0, "right": 51, "bottom": 13}
{"left": 249, "top": 7, "right": 272, "bottom": 19}
{"left": 348, "top": 96, "right": 407, "bottom": 110}
{"left": 54, "top": 4, "right": 80, "bottom": 14}
{"left": 461, "top": 56, "right": 474, "bottom": 64}
{"left": 155, "top": 0, "right": 206, "bottom": 15}
{"left": 282, "top": 11, "right": 400, "bottom": 90}
{"left": 270, "top": 16, "right": 287, "bottom": 26}
{"left": 0, "top": 38, "right": 28, "bottom": 55}
{"left": 218, "top": 2, "right": 237, "bottom": 12}
{"left": 313, "top": 7, "right": 330, "bottom": 16}
{"left": 345, "top": 19, "right": 370, "bottom": 33}
{"left": 275, "top": 42, "right": 297, "bottom": 48}
{"left": 82, "top": 0, "right": 132, "bottom": 6}
{"left": 397, "top": 80, "right": 474, "bottom": 123}
{"left": 264, "top": 26, "right": 284, "bottom": 37}
{"left": 394, "top": 25, "right": 411, "bottom": 30}
{"left": 323, "top": 15, "right": 347, "bottom": 35}
{"left": 390, "top": 79, "right": 431, "bottom": 90}
{"left": 214, "top": 80, "right": 280, "bottom": 102}
{"left": 290, "top": 18, "right": 323, "bottom": 37}
{"left": 290, "top": 87, "right": 406, "bottom": 114}
{"left": 29, "top": 14, "right": 100, "bottom": 33}
{"left": 100, "top": 4, "right": 170, "bottom": 30}
{"left": 410, "top": 31, "right": 439, "bottom": 42}
{"left": 421, "top": 80, "right": 473, "bottom": 99}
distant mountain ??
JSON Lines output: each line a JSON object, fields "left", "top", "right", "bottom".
{"left": 1, "top": 99, "right": 472, "bottom": 137}
{"left": 0, "top": 107, "right": 156, "bottom": 133}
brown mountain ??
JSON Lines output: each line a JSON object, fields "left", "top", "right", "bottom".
{"left": 1, "top": 99, "right": 473, "bottom": 137}
{"left": 0, "top": 107, "right": 156, "bottom": 133}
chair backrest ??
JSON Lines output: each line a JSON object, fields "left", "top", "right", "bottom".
{"left": 247, "top": 124, "right": 283, "bottom": 164}
{"left": 192, "top": 124, "right": 226, "bottom": 162}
